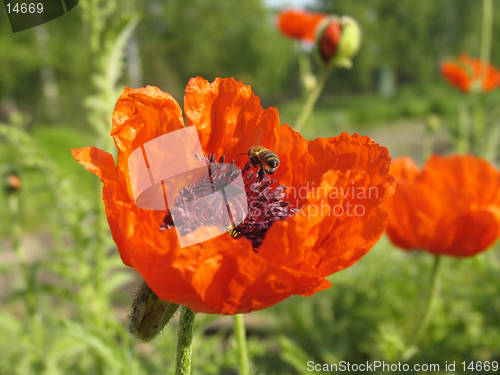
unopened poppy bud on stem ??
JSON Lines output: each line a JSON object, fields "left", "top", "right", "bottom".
{"left": 317, "top": 16, "right": 361, "bottom": 68}
{"left": 426, "top": 114, "right": 441, "bottom": 134}
{"left": 2, "top": 167, "right": 21, "bottom": 194}
{"left": 128, "top": 280, "right": 179, "bottom": 342}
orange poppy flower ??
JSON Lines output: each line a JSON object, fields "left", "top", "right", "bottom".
{"left": 382, "top": 154, "right": 500, "bottom": 257}
{"left": 440, "top": 53, "right": 500, "bottom": 93}
{"left": 277, "top": 9, "right": 327, "bottom": 43}
{"left": 73, "top": 77, "right": 395, "bottom": 314}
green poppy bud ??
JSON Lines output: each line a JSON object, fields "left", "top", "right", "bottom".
{"left": 128, "top": 280, "right": 179, "bottom": 342}
{"left": 426, "top": 114, "right": 441, "bottom": 134}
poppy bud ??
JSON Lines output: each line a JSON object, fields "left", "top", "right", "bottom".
{"left": 2, "top": 166, "right": 21, "bottom": 194}
{"left": 128, "top": 280, "right": 179, "bottom": 342}
{"left": 318, "top": 20, "right": 341, "bottom": 62}
{"left": 317, "top": 16, "right": 361, "bottom": 68}
{"left": 426, "top": 114, "right": 441, "bottom": 134}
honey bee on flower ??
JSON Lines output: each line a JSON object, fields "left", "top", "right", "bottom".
{"left": 239, "top": 145, "right": 280, "bottom": 180}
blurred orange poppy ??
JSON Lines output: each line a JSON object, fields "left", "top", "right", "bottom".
{"left": 277, "top": 9, "right": 327, "bottom": 43}
{"left": 441, "top": 53, "right": 500, "bottom": 93}
{"left": 73, "top": 77, "right": 395, "bottom": 314}
{"left": 382, "top": 154, "right": 500, "bottom": 257}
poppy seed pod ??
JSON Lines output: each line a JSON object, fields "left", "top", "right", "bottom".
{"left": 318, "top": 16, "right": 361, "bottom": 68}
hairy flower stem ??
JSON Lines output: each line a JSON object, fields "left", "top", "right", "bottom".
{"left": 477, "top": 0, "right": 493, "bottom": 157}
{"left": 480, "top": 0, "right": 493, "bottom": 79}
{"left": 422, "top": 134, "right": 433, "bottom": 161}
{"left": 175, "top": 306, "right": 196, "bottom": 375}
{"left": 8, "top": 186, "right": 45, "bottom": 368}
{"left": 94, "top": 181, "right": 107, "bottom": 323}
{"left": 8, "top": 192, "right": 36, "bottom": 315}
{"left": 234, "top": 314, "right": 250, "bottom": 375}
{"left": 294, "top": 66, "right": 332, "bottom": 133}
{"left": 298, "top": 50, "right": 313, "bottom": 98}
{"left": 457, "top": 101, "right": 470, "bottom": 153}
{"left": 411, "top": 256, "right": 442, "bottom": 346}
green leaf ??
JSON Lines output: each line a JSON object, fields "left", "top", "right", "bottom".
{"left": 278, "top": 335, "right": 311, "bottom": 375}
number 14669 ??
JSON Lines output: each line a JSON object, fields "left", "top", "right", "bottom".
{"left": 6, "top": 3, "right": 44, "bottom": 13}
{"left": 462, "top": 361, "right": 498, "bottom": 372}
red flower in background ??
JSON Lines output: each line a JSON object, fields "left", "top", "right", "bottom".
{"left": 277, "top": 9, "right": 326, "bottom": 43}
{"left": 441, "top": 53, "right": 500, "bottom": 93}
{"left": 382, "top": 154, "right": 500, "bottom": 257}
{"left": 73, "top": 77, "right": 395, "bottom": 314}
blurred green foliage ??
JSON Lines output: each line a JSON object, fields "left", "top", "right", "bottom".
{"left": 3, "top": 0, "right": 500, "bottom": 125}
{"left": 319, "top": 0, "right": 500, "bottom": 93}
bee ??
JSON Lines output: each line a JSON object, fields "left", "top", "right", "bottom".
{"left": 238, "top": 146, "right": 280, "bottom": 180}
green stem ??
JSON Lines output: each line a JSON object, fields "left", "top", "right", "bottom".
{"left": 8, "top": 192, "right": 37, "bottom": 315}
{"left": 8, "top": 188, "right": 46, "bottom": 370}
{"left": 8, "top": 193, "right": 23, "bottom": 262}
{"left": 477, "top": 0, "right": 494, "bottom": 156}
{"left": 297, "top": 49, "right": 313, "bottom": 98}
{"left": 422, "top": 134, "right": 433, "bottom": 161}
{"left": 234, "top": 314, "right": 250, "bottom": 375}
{"left": 411, "top": 255, "right": 442, "bottom": 346}
{"left": 88, "top": 0, "right": 101, "bottom": 61}
{"left": 294, "top": 67, "right": 332, "bottom": 133}
{"left": 457, "top": 101, "right": 470, "bottom": 153}
{"left": 93, "top": 179, "right": 107, "bottom": 323}
{"left": 175, "top": 306, "right": 196, "bottom": 375}
{"left": 473, "top": 98, "right": 485, "bottom": 155}
{"left": 480, "top": 0, "right": 493, "bottom": 77}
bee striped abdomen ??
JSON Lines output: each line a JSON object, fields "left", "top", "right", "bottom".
{"left": 258, "top": 149, "right": 280, "bottom": 168}
{"left": 246, "top": 146, "right": 281, "bottom": 179}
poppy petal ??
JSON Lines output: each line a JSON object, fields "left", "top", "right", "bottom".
{"left": 184, "top": 77, "right": 280, "bottom": 162}
{"left": 383, "top": 154, "right": 500, "bottom": 257}
{"left": 441, "top": 61, "right": 471, "bottom": 92}
{"left": 72, "top": 147, "right": 134, "bottom": 266}
{"left": 277, "top": 9, "right": 327, "bottom": 43}
{"left": 112, "top": 86, "right": 185, "bottom": 199}
{"left": 442, "top": 53, "right": 500, "bottom": 93}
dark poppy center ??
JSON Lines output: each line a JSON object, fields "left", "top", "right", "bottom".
{"left": 160, "top": 153, "right": 298, "bottom": 249}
